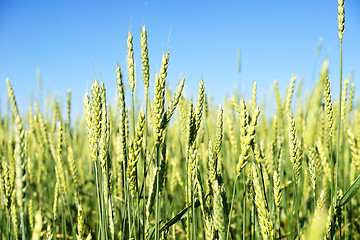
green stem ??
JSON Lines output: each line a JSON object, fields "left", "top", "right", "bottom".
{"left": 8, "top": 211, "right": 11, "bottom": 240}
{"left": 226, "top": 174, "right": 238, "bottom": 240}
{"left": 131, "top": 197, "right": 137, "bottom": 240}
{"left": 252, "top": 202, "right": 255, "bottom": 239}
{"left": 62, "top": 201, "right": 66, "bottom": 240}
{"left": 132, "top": 92, "right": 136, "bottom": 137}
{"left": 155, "top": 145, "right": 160, "bottom": 240}
{"left": 242, "top": 171, "right": 246, "bottom": 240}
{"left": 94, "top": 162, "right": 104, "bottom": 239}
{"left": 143, "top": 87, "right": 149, "bottom": 240}
{"left": 293, "top": 175, "right": 300, "bottom": 239}
{"left": 126, "top": 173, "right": 132, "bottom": 238}
{"left": 277, "top": 207, "right": 281, "bottom": 239}
{"left": 20, "top": 207, "right": 25, "bottom": 240}
{"left": 334, "top": 38, "right": 343, "bottom": 239}
{"left": 191, "top": 169, "right": 196, "bottom": 240}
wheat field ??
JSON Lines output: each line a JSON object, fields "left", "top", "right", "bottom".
{"left": 1, "top": 1, "right": 359, "bottom": 239}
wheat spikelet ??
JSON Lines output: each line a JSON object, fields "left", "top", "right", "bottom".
{"left": 204, "top": 93, "right": 209, "bottom": 119}
{"left": 10, "top": 196, "right": 18, "bottom": 240}
{"left": 127, "top": 141, "right": 137, "bottom": 198}
{"left": 86, "top": 233, "right": 92, "bottom": 240}
{"left": 347, "top": 82, "right": 354, "bottom": 116}
{"left": 32, "top": 211, "right": 43, "bottom": 240}
{"left": 134, "top": 110, "right": 145, "bottom": 155}
{"left": 252, "top": 163, "right": 273, "bottom": 240}
{"left": 127, "top": 30, "right": 135, "bottom": 93}
{"left": 306, "top": 191, "right": 327, "bottom": 240}
{"left": 323, "top": 75, "right": 334, "bottom": 135}
{"left": 252, "top": 81, "right": 257, "bottom": 112}
{"left": 15, "top": 115, "right": 27, "bottom": 208}
{"left": 84, "top": 94, "right": 92, "bottom": 138}
{"left": 28, "top": 199, "right": 34, "bottom": 231}
{"left": 207, "top": 140, "right": 217, "bottom": 187}
{"left": 154, "top": 72, "right": 166, "bottom": 146}
{"left": 285, "top": 74, "right": 296, "bottom": 112}
{"left": 178, "top": 96, "right": 188, "bottom": 142}
{"left": 348, "top": 128, "right": 359, "bottom": 182}
{"left": 68, "top": 145, "right": 79, "bottom": 202}
{"left": 141, "top": 25, "right": 150, "bottom": 89}
{"left": 25, "top": 131, "right": 34, "bottom": 188}
{"left": 273, "top": 170, "right": 281, "bottom": 209}
{"left": 341, "top": 78, "right": 348, "bottom": 123}
{"left": 214, "top": 106, "right": 224, "bottom": 158}
{"left": 32, "top": 115, "right": 44, "bottom": 150}
{"left": 227, "top": 108, "right": 238, "bottom": 160}
{"left": 187, "top": 142, "right": 197, "bottom": 204}
{"left": 236, "top": 98, "right": 248, "bottom": 172}
{"left": 162, "top": 77, "right": 185, "bottom": 128}
{"left": 117, "top": 64, "right": 128, "bottom": 188}
{"left": 338, "top": 0, "right": 345, "bottom": 40}
{"left": 237, "top": 100, "right": 260, "bottom": 173}
{"left": 77, "top": 203, "right": 85, "bottom": 240}
{"left": 6, "top": 80, "right": 27, "bottom": 212}
{"left": 56, "top": 121, "right": 67, "bottom": 195}
{"left": 67, "top": 89, "right": 71, "bottom": 126}
{"left": 316, "top": 140, "right": 331, "bottom": 185}
{"left": 160, "top": 52, "right": 169, "bottom": 81}
{"left": 34, "top": 100, "right": 49, "bottom": 148}
{"left": 7, "top": 140, "right": 15, "bottom": 186}
{"left": 274, "top": 80, "right": 284, "bottom": 123}
{"left": 53, "top": 181, "right": 60, "bottom": 221}
{"left": 90, "top": 80, "right": 101, "bottom": 163}
{"left": 6, "top": 78, "right": 20, "bottom": 117}
{"left": 186, "top": 100, "right": 196, "bottom": 149}
{"left": 195, "top": 79, "right": 205, "bottom": 133}
{"left": 288, "top": 111, "right": 298, "bottom": 165}
{"left": 308, "top": 146, "right": 316, "bottom": 194}
{"left": 45, "top": 223, "right": 53, "bottom": 240}
{"left": 145, "top": 167, "right": 158, "bottom": 239}
{"left": 3, "top": 162, "right": 13, "bottom": 211}
{"left": 213, "top": 179, "right": 226, "bottom": 240}
{"left": 271, "top": 115, "right": 279, "bottom": 169}
{"left": 315, "top": 189, "right": 326, "bottom": 217}
{"left": 248, "top": 106, "right": 260, "bottom": 143}
{"left": 99, "top": 81, "right": 109, "bottom": 173}
{"left": 127, "top": 111, "right": 146, "bottom": 198}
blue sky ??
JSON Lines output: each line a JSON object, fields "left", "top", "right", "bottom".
{"left": 0, "top": 0, "right": 359, "bottom": 118}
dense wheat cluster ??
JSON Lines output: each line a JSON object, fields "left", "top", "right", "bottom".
{"left": 1, "top": 4, "right": 360, "bottom": 239}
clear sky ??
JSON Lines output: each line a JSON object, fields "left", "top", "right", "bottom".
{"left": 0, "top": 0, "right": 359, "bottom": 118}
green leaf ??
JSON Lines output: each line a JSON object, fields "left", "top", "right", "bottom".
{"left": 338, "top": 174, "right": 360, "bottom": 208}
{"left": 149, "top": 199, "right": 201, "bottom": 239}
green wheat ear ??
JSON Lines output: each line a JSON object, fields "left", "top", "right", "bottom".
{"left": 67, "top": 89, "right": 71, "bottom": 126}
{"left": 3, "top": 162, "right": 13, "bottom": 211}
{"left": 285, "top": 73, "right": 296, "bottom": 112}
{"left": 15, "top": 115, "right": 27, "bottom": 208}
{"left": 273, "top": 170, "right": 281, "bottom": 209}
{"left": 323, "top": 75, "right": 334, "bottom": 134}
{"left": 252, "top": 163, "right": 274, "bottom": 240}
{"left": 288, "top": 110, "right": 298, "bottom": 165}
{"left": 338, "top": 0, "right": 345, "bottom": 40}
{"left": 162, "top": 77, "right": 185, "bottom": 128}
{"left": 141, "top": 25, "right": 150, "bottom": 89}
{"left": 195, "top": 79, "right": 205, "bottom": 133}
{"left": 214, "top": 105, "right": 223, "bottom": 157}
{"left": 127, "top": 30, "right": 135, "bottom": 93}
{"left": 7, "top": 78, "right": 27, "bottom": 240}
{"left": 77, "top": 203, "right": 85, "bottom": 240}
{"left": 117, "top": 63, "right": 128, "bottom": 168}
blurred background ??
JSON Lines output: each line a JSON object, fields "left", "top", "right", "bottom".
{"left": 0, "top": 0, "right": 359, "bottom": 119}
